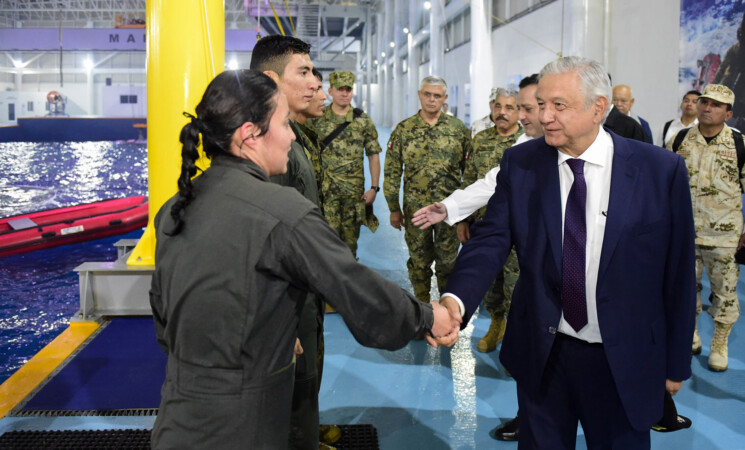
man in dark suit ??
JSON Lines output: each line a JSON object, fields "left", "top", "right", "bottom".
{"left": 604, "top": 103, "right": 649, "bottom": 143}
{"left": 433, "top": 57, "right": 696, "bottom": 448}
{"left": 612, "top": 84, "right": 654, "bottom": 144}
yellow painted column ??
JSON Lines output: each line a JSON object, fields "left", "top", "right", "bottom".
{"left": 128, "top": 0, "right": 224, "bottom": 265}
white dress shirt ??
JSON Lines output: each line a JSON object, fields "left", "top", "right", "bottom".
{"left": 662, "top": 117, "right": 698, "bottom": 147}
{"left": 443, "top": 129, "right": 614, "bottom": 344}
{"left": 555, "top": 129, "right": 613, "bottom": 343}
{"left": 441, "top": 133, "right": 533, "bottom": 225}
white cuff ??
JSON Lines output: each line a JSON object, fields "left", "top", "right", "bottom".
{"left": 441, "top": 198, "right": 459, "bottom": 226}
{"left": 440, "top": 292, "right": 466, "bottom": 317}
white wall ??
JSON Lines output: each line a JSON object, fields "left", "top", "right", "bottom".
{"left": 102, "top": 85, "right": 147, "bottom": 117}
{"left": 442, "top": 44, "right": 472, "bottom": 125}
{"left": 0, "top": 91, "right": 45, "bottom": 121}
{"left": 0, "top": 88, "right": 90, "bottom": 122}
{"left": 608, "top": 0, "right": 680, "bottom": 145}
{"left": 491, "top": 1, "right": 563, "bottom": 87}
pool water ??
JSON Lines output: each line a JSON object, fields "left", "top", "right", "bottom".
{"left": 0, "top": 141, "right": 148, "bottom": 384}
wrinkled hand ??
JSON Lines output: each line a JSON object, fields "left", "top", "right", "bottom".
{"left": 666, "top": 379, "right": 682, "bottom": 396}
{"left": 390, "top": 210, "right": 404, "bottom": 230}
{"left": 362, "top": 189, "right": 377, "bottom": 206}
{"left": 426, "top": 298, "right": 463, "bottom": 348}
{"left": 411, "top": 202, "right": 448, "bottom": 229}
{"left": 294, "top": 338, "right": 304, "bottom": 356}
{"left": 456, "top": 222, "right": 470, "bottom": 243}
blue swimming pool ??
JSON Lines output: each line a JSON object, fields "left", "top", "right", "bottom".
{"left": 0, "top": 141, "right": 148, "bottom": 384}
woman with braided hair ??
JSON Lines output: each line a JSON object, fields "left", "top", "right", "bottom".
{"left": 149, "top": 69, "right": 458, "bottom": 449}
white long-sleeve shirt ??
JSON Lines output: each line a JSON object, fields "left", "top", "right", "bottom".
{"left": 441, "top": 133, "right": 532, "bottom": 225}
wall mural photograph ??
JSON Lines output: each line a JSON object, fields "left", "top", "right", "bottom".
{"left": 680, "top": 0, "right": 745, "bottom": 129}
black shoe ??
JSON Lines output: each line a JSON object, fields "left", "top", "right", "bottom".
{"left": 491, "top": 415, "right": 519, "bottom": 441}
{"left": 651, "top": 391, "right": 692, "bottom": 432}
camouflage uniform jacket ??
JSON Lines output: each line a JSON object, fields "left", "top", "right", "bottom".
{"left": 667, "top": 124, "right": 745, "bottom": 247}
{"left": 470, "top": 113, "right": 495, "bottom": 138}
{"left": 384, "top": 111, "right": 471, "bottom": 214}
{"left": 307, "top": 106, "right": 382, "bottom": 198}
{"left": 463, "top": 124, "right": 524, "bottom": 218}
{"left": 295, "top": 121, "right": 323, "bottom": 194}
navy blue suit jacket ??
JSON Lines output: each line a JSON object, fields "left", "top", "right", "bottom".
{"left": 445, "top": 130, "right": 696, "bottom": 430}
{"left": 639, "top": 116, "right": 654, "bottom": 144}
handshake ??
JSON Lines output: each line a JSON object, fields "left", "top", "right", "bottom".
{"left": 426, "top": 296, "right": 462, "bottom": 348}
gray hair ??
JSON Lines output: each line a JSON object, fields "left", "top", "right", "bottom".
{"left": 421, "top": 75, "right": 447, "bottom": 90}
{"left": 539, "top": 56, "right": 611, "bottom": 113}
{"left": 494, "top": 87, "right": 518, "bottom": 100}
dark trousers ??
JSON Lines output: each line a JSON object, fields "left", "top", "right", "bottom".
{"left": 289, "top": 294, "right": 325, "bottom": 450}
{"left": 517, "top": 333, "right": 650, "bottom": 450}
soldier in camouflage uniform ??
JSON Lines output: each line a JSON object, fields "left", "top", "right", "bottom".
{"left": 384, "top": 75, "right": 471, "bottom": 303}
{"left": 296, "top": 68, "right": 327, "bottom": 196}
{"left": 666, "top": 84, "right": 744, "bottom": 372}
{"left": 470, "top": 87, "right": 499, "bottom": 138}
{"left": 307, "top": 70, "right": 381, "bottom": 258}
{"left": 459, "top": 87, "right": 524, "bottom": 353}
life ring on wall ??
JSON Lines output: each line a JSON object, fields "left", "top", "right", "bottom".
{"left": 47, "top": 91, "right": 63, "bottom": 104}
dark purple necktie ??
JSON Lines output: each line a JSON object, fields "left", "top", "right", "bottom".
{"left": 562, "top": 159, "right": 588, "bottom": 332}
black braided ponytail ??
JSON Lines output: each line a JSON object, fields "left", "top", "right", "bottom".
{"left": 167, "top": 69, "right": 279, "bottom": 235}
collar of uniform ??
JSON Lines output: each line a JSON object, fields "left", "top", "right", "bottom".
{"left": 296, "top": 122, "right": 318, "bottom": 142}
{"left": 692, "top": 123, "right": 735, "bottom": 147}
{"left": 211, "top": 152, "right": 270, "bottom": 181}
{"left": 481, "top": 122, "right": 524, "bottom": 141}
{"left": 324, "top": 105, "right": 354, "bottom": 122}
{"left": 498, "top": 122, "right": 524, "bottom": 140}
{"left": 556, "top": 128, "right": 612, "bottom": 168}
{"left": 413, "top": 110, "right": 449, "bottom": 128}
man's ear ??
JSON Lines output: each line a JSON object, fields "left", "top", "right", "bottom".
{"left": 263, "top": 70, "right": 280, "bottom": 83}
{"left": 594, "top": 96, "right": 610, "bottom": 123}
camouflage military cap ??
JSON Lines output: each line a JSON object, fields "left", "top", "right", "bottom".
{"left": 330, "top": 71, "right": 355, "bottom": 88}
{"left": 489, "top": 88, "right": 499, "bottom": 103}
{"left": 699, "top": 84, "right": 734, "bottom": 106}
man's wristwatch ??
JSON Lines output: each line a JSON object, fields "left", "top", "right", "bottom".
{"left": 370, "top": 185, "right": 380, "bottom": 192}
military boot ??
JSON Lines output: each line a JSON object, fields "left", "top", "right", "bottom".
{"left": 692, "top": 316, "right": 702, "bottom": 355}
{"left": 477, "top": 316, "right": 506, "bottom": 353}
{"left": 708, "top": 322, "right": 734, "bottom": 372}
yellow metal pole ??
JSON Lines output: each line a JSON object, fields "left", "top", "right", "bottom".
{"left": 128, "top": 0, "right": 224, "bottom": 266}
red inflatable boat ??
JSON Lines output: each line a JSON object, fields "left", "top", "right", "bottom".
{"left": 0, "top": 196, "right": 148, "bottom": 258}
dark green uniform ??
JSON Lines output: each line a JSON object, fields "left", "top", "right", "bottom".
{"left": 270, "top": 122, "right": 323, "bottom": 450}
{"left": 384, "top": 111, "right": 471, "bottom": 302}
{"left": 307, "top": 106, "right": 382, "bottom": 256}
{"left": 150, "top": 154, "right": 434, "bottom": 450}
{"left": 295, "top": 121, "right": 323, "bottom": 196}
{"left": 463, "top": 125, "right": 523, "bottom": 319}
